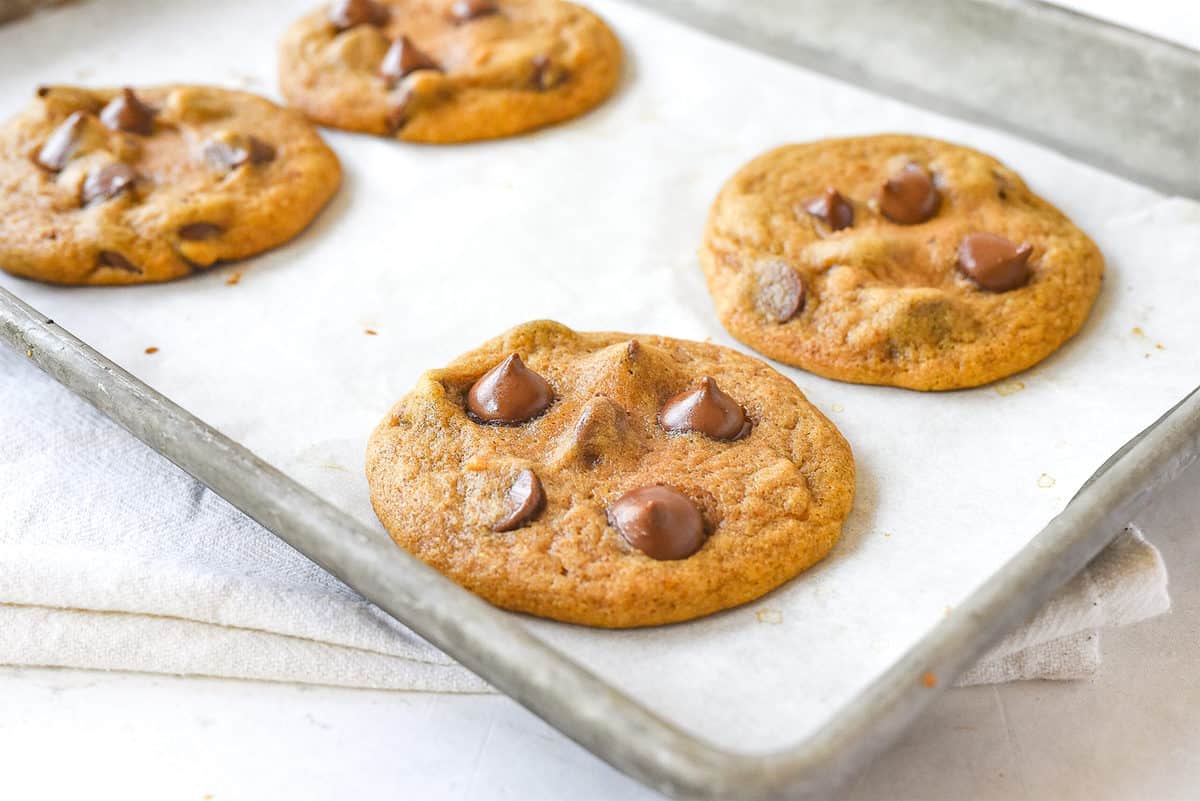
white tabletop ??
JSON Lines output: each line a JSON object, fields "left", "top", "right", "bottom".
{"left": 3, "top": 2, "right": 1197, "bottom": 799}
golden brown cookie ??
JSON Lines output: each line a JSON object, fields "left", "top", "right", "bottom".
{"left": 366, "top": 320, "right": 855, "bottom": 628}
{"left": 278, "top": 0, "right": 621, "bottom": 143}
{"left": 700, "top": 135, "right": 1105, "bottom": 390}
{"left": 0, "top": 85, "right": 341, "bottom": 286}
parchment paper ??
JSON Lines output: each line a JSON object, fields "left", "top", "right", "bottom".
{"left": 1, "top": 0, "right": 1197, "bottom": 753}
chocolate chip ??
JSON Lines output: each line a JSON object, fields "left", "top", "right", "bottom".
{"left": 97, "top": 251, "right": 140, "bottom": 273}
{"left": 178, "top": 222, "right": 224, "bottom": 241}
{"left": 956, "top": 233, "right": 1033, "bottom": 292}
{"left": 756, "top": 259, "right": 805, "bottom": 323}
{"left": 99, "top": 88, "right": 154, "bottom": 135}
{"left": 877, "top": 163, "right": 940, "bottom": 224}
{"left": 203, "top": 133, "right": 276, "bottom": 170}
{"left": 660, "top": 377, "right": 750, "bottom": 441}
{"left": 805, "top": 187, "right": 853, "bottom": 231}
{"left": 467, "top": 353, "right": 554, "bottom": 424}
{"left": 451, "top": 0, "right": 498, "bottom": 22}
{"left": 328, "top": 0, "right": 389, "bottom": 30}
{"left": 607, "top": 486, "right": 706, "bottom": 560}
{"left": 531, "top": 54, "right": 567, "bottom": 90}
{"left": 380, "top": 36, "right": 441, "bottom": 86}
{"left": 386, "top": 87, "right": 415, "bottom": 133}
{"left": 81, "top": 163, "right": 139, "bottom": 205}
{"left": 35, "top": 111, "right": 89, "bottom": 171}
{"left": 493, "top": 469, "right": 545, "bottom": 531}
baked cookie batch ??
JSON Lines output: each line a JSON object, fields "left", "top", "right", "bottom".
{"left": 0, "top": 1, "right": 1105, "bottom": 626}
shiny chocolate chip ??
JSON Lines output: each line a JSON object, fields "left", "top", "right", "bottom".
{"left": 608, "top": 486, "right": 705, "bottom": 561}
{"left": 328, "top": 0, "right": 390, "bottom": 30}
{"left": 467, "top": 353, "right": 554, "bottom": 424}
{"left": 531, "top": 55, "right": 567, "bottom": 90}
{"left": 35, "top": 111, "right": 90, "bottom": 171}
{"left": 99, "top": 88, "right": 155, "bottom": 135}
{"left": 386, "top": 87, "right": 415, "bottom": 133}
{"left": 660, "top": 377, "right": 750, "bottom": 441}
{"left": 493, "top": 469, "right": 545, "bottom": 532}
{"left": 81, "top": 163, "right": 139, "bottom": 205}
{"left": 451, "top": 0, "right": 498, "bottom": 22}
{"left": 380, "top": 36, "right": 441, "bottom": 85}
{"left": 203, "top": 134, "right": 276, "bottom": 170}
{"left": 956, "top": 233, "right": 1033, "bottom": 292}
{"left": 97, "top": 251, "right": 140, "bottom": 273}
{"left": 877, "top": 163, "right": 940, "bottom": 224}
{"left": 805, "top": 187, "right": 853, "bottom": 231}
{"left": 756, "top": 259, "right": 805, "bottom": 323}
{"left": 178, "top": 222, "right": 224, "bottom": 241}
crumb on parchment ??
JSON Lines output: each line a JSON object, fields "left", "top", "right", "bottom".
{"left": 144, "top": 346, "right": 159, "bottom": 355}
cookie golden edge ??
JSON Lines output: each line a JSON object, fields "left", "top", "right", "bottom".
{"left": 0, "top": 85, "right": 342, "bottom": 286}
{"left": 277, "top": 1, "right": 622, "bottom": 144}
{"left": 365, "top": 320, "right": 856, "bottom": 628}
{"left": 700, "top": 134, "right": 1106, "bottom": 391}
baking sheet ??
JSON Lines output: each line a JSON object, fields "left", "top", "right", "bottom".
{"left": 2, "top": 0, "right": 1198, "bottom": 753}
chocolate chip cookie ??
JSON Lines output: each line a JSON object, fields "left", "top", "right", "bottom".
{"left": 701, "top": 135, "right": 1105, "bottom": 390}
{"left": 0, "top": 85, "right": 341, "bottom": 285}
{"left": 366, "top": 320, "right": 855, "bottom": 628}
{"left": 279, "top": 0, "right": 621, "bottom": 143}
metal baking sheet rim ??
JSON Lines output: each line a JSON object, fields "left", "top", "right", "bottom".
{"left": 2, "top": 3, "right": 1200, "bottom": 801}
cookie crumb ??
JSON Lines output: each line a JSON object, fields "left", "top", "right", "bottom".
{"left": 1132, "top": 326, "right": 1146, "bottom": 337}
{"left": 365, "top": 328, "right": 378, "bottom": 336}
{"left": 882, "top": 531, "right": 893, "bottom": 538}
{"left": 831, "top": 402, "right": 845, "bottom": 413}
{"left": 145, "top": 346, "right": 159, "bottom": 355}
{"left": 922, "top": 672, "right": 938, "bottom": 688}
{"left": 995, "top": 380, "right": 1025, "bottom": 397}
{"left": 1037, "top": 473, "right": 1055, "bottom": 488}
{"left": 1156, "top": 343, "right": 1165, "bottom": 350}
{"left": 225, "top": 272, "right": 242, "bottom": 286}
{"left": 26, "top": 349, "right": 33, "bottom": 358}
{"left": 755, "top": 608, "right": 783, "bottom": 625}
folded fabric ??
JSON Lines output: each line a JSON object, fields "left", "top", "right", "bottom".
{"left": 0, "top": 346, "right": 1171, "bottom": 689}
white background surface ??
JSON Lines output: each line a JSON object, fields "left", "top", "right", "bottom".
{"left": 1, "top": 0, "right": 1198, "bottom": 799}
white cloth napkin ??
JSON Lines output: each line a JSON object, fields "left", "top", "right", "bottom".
{"left": 0, "top": 345, "right": 1170, "bottom": 689}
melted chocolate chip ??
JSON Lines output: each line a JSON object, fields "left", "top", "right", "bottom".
{"left": 467, "top": 353, "right": 554, "bottom": 424}
{"left": 178, "top": 222, "right": 224, "bottom": 241}
{"left": 756, "top": 259, "right": 805, "bottom": 323}
{"left": 99, "top": 88, "right": 154, "bottom": 135}
{"left": 35, "top": 111, "right": 90, "bottom": 171}
{"left": 493, "top": 469, "right": 545, "bottom": 531}
{"left": 877, "top": 163, "right": 940, "bottom": 224}
{"left": 451, "top": 0, "right": 498, "bottom": 22}
{"left": 97, "top": 251, "right": 140, "bottom": 273}
{"left": 805, "top": 187, "right": 854, "bottom": 231}
{"left": 956, "top": 233, "right": 1033, "bottom": 292}
{"left": 81, "top": 163, "right": 139, "bottom": 205}
{"left": 328, "top": 0, "right": 390, "bottom": 30}
{"left": 608, "top": 486, "right": 705, "bottom": 560}
{"left": 203, "top": 134, "right": 276, "bottom": 170}
{"left": 380, "top": 36, "right": 441, "bottom": 85}
{"left": 659, "top": 377, "right": 750, "bottom": 441}
{"left": 531, "top": 55, "right": 567, "bottom": 90}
